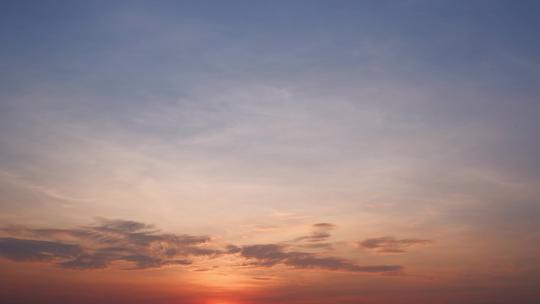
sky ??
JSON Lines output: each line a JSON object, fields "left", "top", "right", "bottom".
{"left": 1, "top": 1, "right": 540, "bottom": 303}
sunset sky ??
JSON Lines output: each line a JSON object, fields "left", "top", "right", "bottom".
{"left": 1, "top": 1, "right": 540, "bottom": 303}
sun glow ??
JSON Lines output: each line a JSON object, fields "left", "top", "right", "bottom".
{"left": 207, "top": 300, "right": 239, "bottom": 304}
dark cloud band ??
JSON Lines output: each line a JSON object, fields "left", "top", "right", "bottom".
{"left": 1, "top": 219, "right": 403, "bottom": 274}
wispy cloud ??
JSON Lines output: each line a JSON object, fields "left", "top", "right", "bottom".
{"left": 1, "top": 219, "right": 403, "bottom": 274}
{"left": 293, "top": 223, "right": 336, "bottom": 245}
{"left": 239, "top": 244, "right": 401, "bottom": 273}
{"left": 0, "top": 170, "right": 94, "bottom": 203}
{"left": 359, "top": 236, "right": 433, "bottom": 254}
{"left": 1, "top": 218, "right": 223, "bottom": 270}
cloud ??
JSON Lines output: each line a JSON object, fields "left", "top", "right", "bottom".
{"left": 119, "top": 254, "right": 192, "bottom": 270}
{"left": 57, "top": 253, "right": 109, "bottom": 269}
{"left": 1, "top": 219, "right": 403, "bottom": 274}
{"left": 359, "top": 237, "right": 433, "bottom": 254}
{"left": 94, "top": 218, "right": 154, "bottom": 233}
{"left": 0, "top": 238, "right": 82, "bottom": 262}
{"left": 299, "top": 242, "right": 333, "bottom": 250}
{"left": 295, "top": 231, "right": 331, "bottom": 243}
{"left": 239, "top": 244, "right": 402, "bottom": 274}
{"left": 0, "top": 170, "right": 95, "bottom": 203}
{"left": 312, "top": 223, "right": 336, "bottom": 230}
{"left": 294, "top": 222, "right": 336, "bottom": 243}
{"left": 0, "top": 218, "right": 223, "bottom": 269}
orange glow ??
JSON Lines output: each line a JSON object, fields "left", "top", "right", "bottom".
{"left": 206, "top": 300, "right": 241, "bottom": 304}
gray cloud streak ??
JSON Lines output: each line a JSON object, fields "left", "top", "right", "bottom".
{"left": 294, "top": 222, "right": 336, "bottom": 243}
{"left": 240, "top": 244, "right": 402, "bottom": 274}
{"left": 1, "top": 219, "right": 404, "bottom": 274}
{"left": 360, "top": 237, "right": 433, "bottom": 254}
{"left": 0, "top": 237, "right": 82, "bottom": 262}
{"left": 0, "top": 218, "right": 222, "bottom": 270}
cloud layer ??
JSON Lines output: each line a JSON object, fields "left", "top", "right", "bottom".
{"left": 1, "top": 219, "right": 402, "bottom": 274}
{"left": 1, "top": 218, "right": 222, "bottom": 269}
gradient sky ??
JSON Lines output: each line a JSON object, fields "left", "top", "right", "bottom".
{"left": 1, "top": 1, "right": 540, "bottom": 303}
